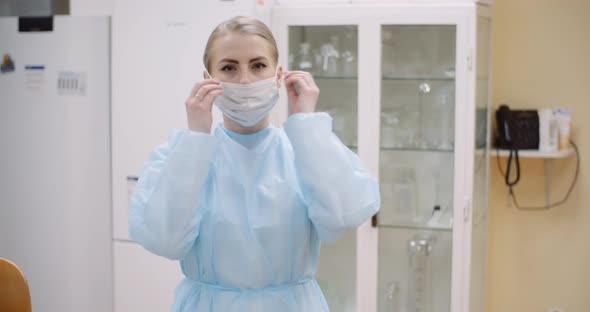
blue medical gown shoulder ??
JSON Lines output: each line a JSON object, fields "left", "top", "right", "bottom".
{"left": 129, "top": 112, "right": 380, "bottom": 311}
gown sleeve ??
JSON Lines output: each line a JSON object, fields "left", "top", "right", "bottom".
{"left": 283, "top": 112, "right": 380, "bottom": 242}
{"left": 128, "top": 129, "right": 217, "bottom": 260}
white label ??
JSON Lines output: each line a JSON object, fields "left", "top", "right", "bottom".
{"left": 57, "top": 71, "right": 87, "bottom": 96}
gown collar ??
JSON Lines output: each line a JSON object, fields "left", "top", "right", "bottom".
{"left": 216, "top": 123, "right": 277, "bottom": 153}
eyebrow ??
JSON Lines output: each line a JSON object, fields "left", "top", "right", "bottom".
{"left": 218, "top": 56, "right": 268, "bottom": 64}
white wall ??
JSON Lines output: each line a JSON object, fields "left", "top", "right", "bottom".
{"left": 70, "top": 0, "right": 114, "bottom": 16}
{"left": 110, "top": 1, "right": 269, "bottom": 310}
{"left": 0, "top": 0, "right": 52, "bottom": 16}
{"left": 487, "top": 1, "right": 590, "bottom": 311}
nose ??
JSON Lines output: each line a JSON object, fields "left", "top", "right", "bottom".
{"left": 237, "top": 66, "right": 253, "bottom": 84}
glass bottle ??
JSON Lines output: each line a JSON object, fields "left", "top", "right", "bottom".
{"left": 296, "top": 42, "right": 314, "bottom": 72}
{"left": 407, "top": 234, "right": 435, "bottom": 312}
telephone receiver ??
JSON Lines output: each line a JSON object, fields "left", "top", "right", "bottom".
{"left": 495, "top": 105, "right": 521, "bottom": 187}
{"left": 494, "top": 104, "right": 540, "bottom": 187}
{"left": 495, "top": 105, "right": 514, "bottom": 148}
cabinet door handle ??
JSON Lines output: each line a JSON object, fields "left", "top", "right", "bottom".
{"left": 464, "top": 196, "right": 472, "bottom": 223}
{"left": 467, "top": 48, "right": 474, "bottom": 71}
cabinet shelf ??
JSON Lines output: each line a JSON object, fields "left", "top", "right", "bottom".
{"left": 314, "top": 75, "right": 357, "bottom": 80}
{"left": 492, "top": 147, "right": 574, "bottom": 159}
{"left": 312, "top": 76, "right": 455, "bottom": 81}
{"left": 378, "top": 221, "right": 452, "bottom": 232}
{"left": 380, "top": 146, "right": 454, "bottom": 153}
{"left": 490, "top": 147, "right": 575, "bottom": 208}
{"left": 343, "top": 145, "right": 455, "bottom": 153}
{"left": 382, "top": 76, "right": 455, "bottom": 81}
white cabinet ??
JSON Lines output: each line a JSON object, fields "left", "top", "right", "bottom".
{"left": 272, "top": 3, "right": 491, "bottom": 312}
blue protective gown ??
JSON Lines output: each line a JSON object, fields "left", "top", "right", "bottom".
{"left": 129, "top": 112, "right": 380, "bottom": 311}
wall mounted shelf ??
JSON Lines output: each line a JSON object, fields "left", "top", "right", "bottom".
{"left": 492, "top": 147, "right": 575, "bottom": 208}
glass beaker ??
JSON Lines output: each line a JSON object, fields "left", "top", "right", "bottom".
{"left": 390, "top": 165, "right": 418, "bottom": 223}
{"left": 421, "top": 84, "right": 454, "bottom": 150}
{"left": 320, "top": 37, "right": 340, "bottom": 77}
{"left": 407, "top": 234, "right": 435, "bottom": 312}
{"left": 341, "top": 50, "right": 356, "bottom": 78}
{"left": 380, "top": 109, "right": 399, "bottom": 149}
{"left": 296, "top": 42, "right": 314, "bottom": 71}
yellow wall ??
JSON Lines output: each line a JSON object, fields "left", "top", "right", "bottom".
{"left": 486, "top": 1, "right": 590, "bottom": 311}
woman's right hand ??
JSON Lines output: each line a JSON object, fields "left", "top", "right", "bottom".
{"left": 185, "top": 71, "right": 224, "bottom": 133}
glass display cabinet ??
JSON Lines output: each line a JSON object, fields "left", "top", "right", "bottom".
{"left": 272, "top": 2, "right": 491, "bottom": 312}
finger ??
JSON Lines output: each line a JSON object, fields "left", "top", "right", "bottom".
{"left": 284, "top": 71, "right": 302, "bottom": 81}
{"left": 190, "top": 79, "right": 221, "bottom": 97}
{"left": 284, "top": 79, "right": 303, "bottom": 106}
{"left": 204, "top": 89, "right": 223, "bottom": 101}
{"left": 289, "top": 72, "right": 319, "bottom": 92}
{"left": 285, "top": 76, "right": 309, "bottom": 94}
{"left": 194, "top": 84, "right": 223, "bottom": 101}
{"left": 195, "top": 78, "right": 221, "bottom": 91}
{"left": 284, "top": 70, "right": 311, "bottom": 77}
{"left": 285, "top": 79, "right": 298, "bottom": 99}
{"left": 284, "top": 73, "right": 308, "bottom": 85}
{"left": 285, "top": 70, "right": 316, "bottom": 87}
{"left": 298, "top": 71, "right": 317, "bottom": 88}
{"left": 186, "top": 87, "right": 223, "bottom": 109}
{"left": 285, "top": 74, "right": 312, "bottom": 91}
{"left": 284, "top": 75, "right": 301, "bottom": 91}
{"left": 200, "top": 83, "right": 224, "bottom": 93}
{"left": 201, "top": 89, "right": 224, "bottom": 110}
{"left": 285, "top": 71, "right": 312, "bottom": 81}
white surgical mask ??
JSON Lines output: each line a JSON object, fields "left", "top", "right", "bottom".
{"left": 207, "top": 68, "right": 280, "bottom": 127}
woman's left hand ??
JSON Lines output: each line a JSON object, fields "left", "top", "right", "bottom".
{"left": 284, "top": 70, "right": 320, "bottom": 115}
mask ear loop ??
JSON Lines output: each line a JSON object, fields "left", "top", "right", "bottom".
{"left": 204, "top": 69, "right": 214, "bottom": 79}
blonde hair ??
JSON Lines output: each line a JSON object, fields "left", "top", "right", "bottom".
{"left": 203, "top": 16, "right": 279, "bottom": 71}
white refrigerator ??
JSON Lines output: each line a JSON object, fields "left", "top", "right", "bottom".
{"left": 0, "top": 16, "right": 112, "bottom": 311}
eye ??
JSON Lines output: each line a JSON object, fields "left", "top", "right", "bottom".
{"left": 252, "top": 62, "right": 267, "bottom": 70}
{"left": 221, "top": 65, "right": 236, "bottom": 72}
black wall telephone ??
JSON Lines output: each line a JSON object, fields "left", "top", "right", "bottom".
{"left": 495, "top": 104, "right": 539, "bottom": 150}
{"left": 494, "top": 104, "right": 580, "bottom": 210}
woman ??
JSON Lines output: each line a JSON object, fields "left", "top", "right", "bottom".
{"left": 129, "top": 16, "right": 380, "bottom": 311}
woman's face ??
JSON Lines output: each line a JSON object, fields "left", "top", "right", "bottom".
{"left": 208, "top": 33, "right": 282, "bottom": 85}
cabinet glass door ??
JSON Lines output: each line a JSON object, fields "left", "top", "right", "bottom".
{"left": 377, "top": 25, "right": 456, "bottom": 312}
{"left": 469, "top": 16, "right": 491, "bottom": 312}
{"left": 288, "top": 25, "right": 359, "bottom": 312}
